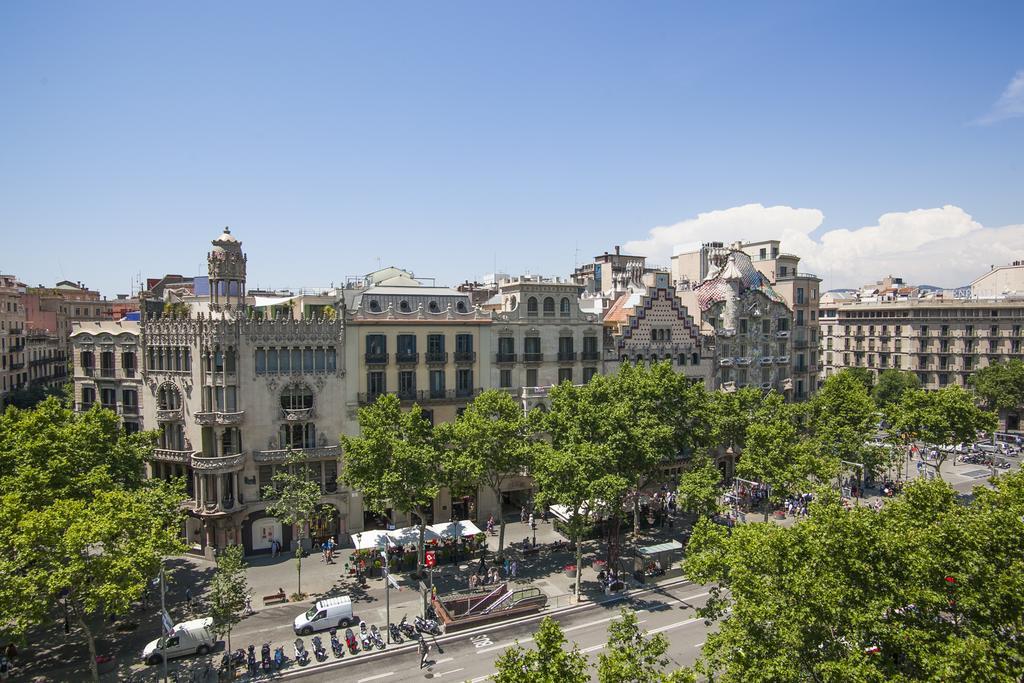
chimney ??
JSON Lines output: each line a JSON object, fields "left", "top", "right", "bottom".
{"left": 615, "top": 245, "right": 620, "bottom": 255}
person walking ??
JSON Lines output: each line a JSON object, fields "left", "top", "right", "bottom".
{"left": 510, "top": 560, "right": 518, "bottom": 579}
{"left": 528, "top": 513, "right": 535, "bottom": 530}
{"left": 418, "top": 637, "right": 430, "bottom": 668}
{"left": 520, "top": 506, "right": 527, "bottom": 524}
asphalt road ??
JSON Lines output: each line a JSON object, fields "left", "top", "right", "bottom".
{"left": 285, "top": 583, "right": 713, "bottom": 683}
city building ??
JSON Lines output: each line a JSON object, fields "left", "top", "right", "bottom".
{"left": 25, "top": 329, "right": 67, "bottom": 393}
{"left": 677, "top": 248, "right": 794, "bottom": 395}
{"left": 819, "top": 262, "right": 1024, "bottom": 430}
{"left": 572, "top": 245, "right": 665, "bottom": 294}
{"left": 1, "top": 274, "right": 28, "bottom": 402}
{"left": 70, "top": 319, "right": 143, "bottom": 432}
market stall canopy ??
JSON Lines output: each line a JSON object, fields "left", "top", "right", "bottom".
{"left": 352, "top": 529, "right": 392, "bottom": 550}
{"left": 388, "top": 525, "right": 441, "bottom": 546}
{"left": 637, "top": 540, "right": 683, "bottom": 556}
{"left": 429, "top": 520, "right": 482, "bottom": 539}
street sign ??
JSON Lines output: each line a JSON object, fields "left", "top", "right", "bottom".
{"left": 425, "top": 551, "right": 436, "bottom": 568}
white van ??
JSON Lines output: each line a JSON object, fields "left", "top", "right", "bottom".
{"left": 293, "top": 596, "right": 354, "bottom": 635}
{"left": 142, "top": 617, "right": 215, "bottom": 665}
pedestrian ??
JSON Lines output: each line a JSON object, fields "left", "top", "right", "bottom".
{"left": 185, "top": 587, "right": 193, "bottom": 609}
{"left": 3, "top": 644, "right": 15, "bottom": 669}
{"left": 528, "top": 513, "right": 535, "bottom": 530}
{"left": 511, "top": 560, "right": 518, "bottom": 579}
{"left": 520, "top": 506, "right": 527, "bottom": 524}
{"left": 477, "top": 555, "right": 486, "bottom": 576}
{"left": 418, "top": 637, "right": 430, "bottom": 668}
{"left": 503, "top": 557, "right": 509, "bottom": 576}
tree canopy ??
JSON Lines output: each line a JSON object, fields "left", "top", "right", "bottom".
{"left": 683, "top": 472, "right": 1024, "bottom": 682}
{"left": 969, "top": 359, "right": 1024, "bottom": 412}
{"left": 872, "top": 369, "right": 921, "bottom": 409}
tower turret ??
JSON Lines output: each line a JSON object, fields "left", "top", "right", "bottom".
{"left": 207, "top": 227, "right": 247, "bottom": 310}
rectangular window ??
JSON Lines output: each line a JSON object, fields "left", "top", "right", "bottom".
{"left": 558, "top": 367, "right": 573, "bottom": 384}
{"left": 500, "top": 369, "right": 512, "bottom": 388}
{"left": 122, "top": 389, "right": 138, "bottom": 414}
{"left": 303, "top": 348, "right": 314, "bottom": 372}
{"left": 739, "top": 319, "right": 748, "bottom": 334}
{"left": 430, "top": 369, "right": 445, "bottom": 397}
{"left": 368, "top": 371, "right": 386, "bottom": 396}
{"left": 524, "top": 337, "right": 541, "bottom": 354}
{"left": 583, "top": 337, "right": 598, "bottom": 354}
{"left": 398, "top": 370, "right": 416, "bottom": 395}
{"left": 279, "top": 347, "right": 291, "bottom": 373}
{"left": 796, "top": 288, "right": 805, "bottom": 305}
{"left": 427, "top": 334, "right": 445, "bottom": 354}
{"left": 255, "top": 349, "right": 266, "bottom": 374}
{"left": 796, "top": 310, "right": 805, "bottom": 326}
{"left": 558, "top": 336, "right": 574, "bottom": 354}
{"left": 455, "top": 334, "right": 473, "bottom": 353}
{"left": 583, "top": 367, "right": 597, "bottom": 382}
{"left": 326, "top": 347, "right": 336, "bottom": 372}
{"left": 397, "top": 335, "right": 417, "bottom": 355}
{"left": 267, "top": 348, "right": 279, "bottom": 374}
{"left": 315, "top": 348, "right": 325, "bottom": 372}
{"left": 456, "top": 369, "right": 473, "bottom": 396}
{"left": 366, "top": 334, "right": 387, "bottom": 355}
{"left": 498, "top": 337, "right": 515, "bottom": 355}
{"left": 762, "top": 320, "right": 770, "bottom": 334}
{"left": 292, "top": 348, "right": 302, "bottom": 371}
{"left": 101, "top": 388, "right": 117, "bottom": 409}
{"left": 526, "top": 368, "right": 538, "bottom": 386}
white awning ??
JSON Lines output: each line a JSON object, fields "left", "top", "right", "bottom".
{"left": 429, "top": 520, "right": 482, "bottom": 539}
{"left": 388, "top": 525, "right": 441, "bottom": 547}
{"left": 352, "top": 530, "right": 391, "bottom": 550}
{"left": 253, "top": 295, "right": 297, "bottom": 308}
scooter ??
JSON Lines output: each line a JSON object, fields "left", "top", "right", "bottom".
{"left": 247, "top": 644, "right": 258, "bottom": 677}
{"left": 345, "top": 627, "right": 359, "bottom": 654}
{"left": 359, "top": 621, "right": 373, "bottom": 651}
{"left": 415, "top": 615, "right": 441, "bottom": 636}
{"left": 273, "top": 645, "right": 286, "bottom": 670}
{"left": 388, "top": 622, "right": 403, "bottom": 644}
{"left": 260, "top": 643, "right": 273, "bottom": 673}
{"left": 370, "top": 624, "right": 386, "bottom": 650}
{"left": 399, "top": 615, "right": 419, "bottom": 640}
{"left": 330, "top": 629, "right": 344, "bottom": 658}
{"left": 312, "top": 635, "right": 328, "bottom": 662}
{"left": 294, "top": 637, "right": 310, "bottom": 666}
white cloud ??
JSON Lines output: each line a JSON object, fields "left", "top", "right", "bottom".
{"left": 974, "top": 70, "right": 1024, "bottom": 125}
{"left": 623, "top": 203, "right": 1024, "bottom": 289}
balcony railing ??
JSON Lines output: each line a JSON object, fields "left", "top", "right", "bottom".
{"left": 396, "top": 352, "right": 419, "bottom": 364}
{"left": 365, "top": 352, "right": 389, "bottom": 365}
{"left": 397, "top": 388, "right": 418, "bottom": 401}
{"left": 99, "top": 367, "right": 116, "bottom": 377}
{"left": 121, "top": 404, "right": 139, "bottom": 415}
{"left": 9, "top": 362, "right": 25, "bottom": 370}
{"left": 156, "top": 408, "right": 183, "bottom": 421}
{"left": 190, "top": 452, "right": 245, "bottom": 472}
{"left": 557, "top": 351, "right": 576, "bottom": 362}
{"left": 123, "top": 368, "right": 137, "bottom": 378}
{"left": 454, "top": 351, "right": 476, "bottom": 363}
{"left": 359, "top": 388, "right": 482, "bottom": 405}
{"left": 81, "top": 366, "right": 95, "bottom": 376}
{"left": 253, "top": 445, "right": 342, "bottom": 463}
{"left": 580, "top": 350, "right": 600, "bottom": 361}
{"left": 496, "top": 353, "right": 517, "bottom": 363}
{"left": 280, "top": 407, "right": 314, "bottom": 421}
{"left": 523, "top": 352, "right": 544, "bottom": 363}
{"left": 151, "top": 448, "right": 193, "bottom": 463}
{"left": 194, "top": 411, "right": 245, "bottom": 426}
{"left": 426, "top": 351, "right": 448, "bottom": 364}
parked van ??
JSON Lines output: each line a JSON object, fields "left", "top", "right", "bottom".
{"left": 293, "top": 596, "right": 354, "bottom": 635}
{"left": 142, "top": 617, "right": 215, "bottom": 665}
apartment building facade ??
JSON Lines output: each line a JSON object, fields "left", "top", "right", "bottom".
{"left": 1, "top": 274, "right": 28, "bottom": 402}
{"left": 70, "top": 320, "right": 143, "bottom": 432}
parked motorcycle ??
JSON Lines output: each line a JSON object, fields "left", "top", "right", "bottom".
{"left": 294, "top": 637, "right": 310, "bottom": 666}
{"left": 388, "top": 622, "right": 403, "bottom": 644}
{"left": 260, "top": 643, "right": 273, "bottom": 673}
{"left": 370, "top": 624, "right": 386, "bottom": 650}
{"left": 247, "top": 644, "right": 258, "bottom": 676}
{"left": 345, "top": 627, "right": 359, "bottom": 654}
{"left": 399, "top": 615, "right": 419, "bottom": 640}
{"left": 359, "top": 621, "right": 373, "bottom": 651}
{"left": 273, "top": 645, "right": 286, "bottom": 670}
{"left": 415, "top": 615, "right": 442, "bottom": 636}
{"left": 330, "top": 629, "right": 344, "bottom": 658}
{"left": 312, "top": 635, "right": 328, "bottom": 662}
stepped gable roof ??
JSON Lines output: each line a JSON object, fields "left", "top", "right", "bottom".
{"left": 693, "top": 250, "right": 786, "bottom": 311}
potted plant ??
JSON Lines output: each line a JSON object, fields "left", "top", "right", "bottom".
{"left": 564, "top": 564, "right": 577, "bottom": 579}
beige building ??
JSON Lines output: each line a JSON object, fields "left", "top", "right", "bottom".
{"left": 26, "top": 329, "right": 67, "bottom": 393}
{"left": 819, "top": 267, "right": 1024, "bottom": 430}
{"left": 970, "top": 260, "right": 1024, "bottom": 299}
{"left": 70, "top": 320, "right": 143, "bottom": 433}
{"left": 1, "top": 274, "right": 28, "bottom": 402}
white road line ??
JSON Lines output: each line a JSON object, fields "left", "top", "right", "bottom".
{"left": 437, "top": 668, "right": 465, "bottom": 677}
{"left": 580, "top": 642, "right": 606, "bottom": 654}
{"left": 649, "top": 617, "right": 703, "bottom": 635}
{"left": 637, "top": 590, "right": 710, "bottom": 610}
{"left": 468, "top": 676, "right": 490, "bottom": 683}
{"left": 433, "top": 657, "right": 454, "bottom": 665}
{"left": 694, "top": 641, "right": 705, "bottom": 648}
{"left": 357, "top": 672, "right": 395, "bottom": 683}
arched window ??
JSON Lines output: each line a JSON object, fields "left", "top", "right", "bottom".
{"left": 692, "top": 352, "right": 700, "bottom": 365}
{"left": 457, "top": 301, "right": 467, "bottom": 313}
{"left": 543, "top": 297, "right": 555, "bottom": 315}
{"left": 399, "top": 300, "right": 410, "bottom": 313}
{"left": 509, "top": 295, "right": 517, "bottom": 309}
{"left": 429, "top": 301, "right": 440, "bottom": 313}
{"left": 369, "top": 299, "right": 381, "bottom": 313}
{"left": 527, "top": 297, "right": 538, "bottom": 316}
{"left": 560, "top": 297, "right": 571, "bottom": 316}
{"left": 158, "top": 383, "right": 182, "bottom": 410}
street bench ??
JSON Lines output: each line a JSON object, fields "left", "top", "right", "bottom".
{"left": 262, "top": 588, "right": 287, "bottom": 605}
{"left": 522, "top": 545, "right": 541, "bottom": 556}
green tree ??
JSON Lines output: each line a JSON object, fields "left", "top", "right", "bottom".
{"left": 710, "top": 386, "right": 764, "bottom": 453}
{"left": 597, "top": 607, "right": 678, "bottom": 683}
{"left": 872, "top": 369, "right": 921, "bottom": 408}
{"left": 969, "top": 359, "right": 1024, "bottom": 412}
{"left": 532, "top": 442, "right": 626, "bottom": 597}
{"left": 683, "top": 472, "right": 1024, "bottom": 682}
{"left": 548, "top": 363, "right": 711, "bottom": 542}
{"left": 844, "top": 366, "right": 875, "bottom": 393}
{"left": 341, "top": 395, "right": 441, "bottom": 575}
{"left": 208, "top": 545, "right": 249, "bottom": 680}
{"left": 676, "top": 455, "right": 722, "bottom": 518}
{"left": 162, "top": 301, "right": 191, "bottom": 317}
{"left": 492, "top": 617, "right": 589, "bottom": 683}
{"left": 4, "top": 485, "right": 185, "bottom": 681}
{"left": 887, "top": 387, "right": 998, "bottom": 478}
{"left": 262, "top": 450, "right": 322, "bottom": 597}
{"left": 438, "top": 389, "right": 539, "bottom": 559}
{"left": 808, "top": 371, "right": 892, "bottom": 482}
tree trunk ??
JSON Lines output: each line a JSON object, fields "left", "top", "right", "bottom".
{"left": 494, "top": 485, "right": 506, "bottom": 559}
{"left": 74, "top": 604, "right": 99, "bottom": 682}
{"left": 227, "top": 628, "right": 234, "bottom": 680}
{"left": 632, "top": 490, "right": 641, "bottom": 543}
{"left": 417, "top": 509, "right": 427, "bottom": 575}
{"left": 573, "top": 532, "right": 583, "bottom": 599}
{"left": 297, "top": 551, "right": 303, "bottom": 596}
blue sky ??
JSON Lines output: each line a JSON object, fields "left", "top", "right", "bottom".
{"left": 1, "top": 1, "right": 1022, "bottom": 294}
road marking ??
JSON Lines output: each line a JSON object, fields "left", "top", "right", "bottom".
{"left": 581, "top": 642, "right": 606, "bottom": 654}
{"left": 357, "top": 672, "right": 394, "bottom": 683}
{"left": 649, "top": 617, "right": 703, "bottom": 635}
{"left": 437, "top": 668, "right": 465, "bottom": 677}
{"left": 433, "top": 657, "right": 454, "bottom": 665}
{"left": 694, "top": 641, "right": 705, "bottom": 648}
{"left": 470, "top": 634, "right": 494, "bottom": 648}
